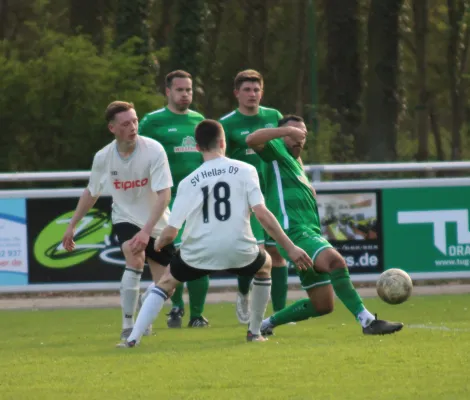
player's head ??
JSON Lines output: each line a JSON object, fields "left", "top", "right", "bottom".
{"left": 165, "top": 70, "right": 193, "bottom": 112}
{"left": 105, "top": 101, "right": 138, "bottom": 144}
{"left": 278, "top": 114, "right": 307, "bottom": 158}
{"left": 195, "top": 119, "right": 226, "bottom": 154}
{"left": 234, "top": 69, "right": 264, "bottom": 111}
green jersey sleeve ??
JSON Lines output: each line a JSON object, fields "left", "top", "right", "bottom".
{"left": 256, "top": 138, "right": 287, "bottom": 162}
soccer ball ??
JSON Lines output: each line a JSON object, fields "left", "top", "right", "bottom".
{"left": 376, "top": 268, "right": 413, "bottom": 305}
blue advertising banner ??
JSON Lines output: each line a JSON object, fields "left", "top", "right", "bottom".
{"left": 0, "top": 198, "right": 28, "bottom": 286}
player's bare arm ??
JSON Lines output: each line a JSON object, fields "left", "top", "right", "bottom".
{"left": 154, "top": 225, "right": 179, "bottom": 252}
{"left": 62, "top": 188, "right": 99, "bottom": 252}
{"left": 129, "top": 187, "right": 171, "bottom": 254}
{"left": 252, "top": 204, "right": 312, "bottom": 270}
{"left": 245, "top": 126, "right": 307, "bottom": 151}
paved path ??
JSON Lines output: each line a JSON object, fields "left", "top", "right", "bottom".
{"left": 1, "top": 284, "right": 469, "bottom": 310}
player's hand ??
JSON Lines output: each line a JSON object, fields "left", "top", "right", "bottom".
{"left": 287, "top": 246, "right": 313, "bottom": 271}
{"left": 129, "top": 230, "right": 150, "bottom": 254}
{"left": 286, "top": 126, "right": 307, "bottom": 143}
{"left": 62, "top": 226, "right": 76, "bottom": 252}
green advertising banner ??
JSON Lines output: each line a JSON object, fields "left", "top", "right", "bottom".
{"left": 383, "top": 186, "right": 470, "bottom": 272}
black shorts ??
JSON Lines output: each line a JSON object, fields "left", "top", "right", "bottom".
{"left": 170, "top": 248, "right": 267, "bottom": 283}
{"left": 113, "top": 222, "right": 175, "bottom": 266}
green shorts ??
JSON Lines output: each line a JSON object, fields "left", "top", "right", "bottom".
{"left": 250, "top": 213, "right": 265, "bottom": 244}
{"left": 279, "top": 228, "right": 333, "bottom": 290}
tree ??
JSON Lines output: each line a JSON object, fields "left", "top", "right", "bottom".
{"left": 446, "top": 0, "right": 470, "bottom": 160}
{"left": 413, "top": 0, "right": 429, "bottom": 161}
{"left": 364, "top": 0, "right": 404, "bottom": 161}
{"left": 115, "top": 0, "right": 151, "bottom": 63}
{"left": 169, "top": 0, "right": 203, "bottom": 80}
{"left": 69, "top": 0, "right": 107, "bottom": 51}
{"left": 325, "top": 0, "right": 362, "bottom": 162}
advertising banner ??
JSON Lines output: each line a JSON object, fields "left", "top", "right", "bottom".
{"left": 383, "top": 186, "right": 470, "bottom": 272}
{"left": 315, "top": 190, "right": 383, "bottom": 273}
{"left": 27, "top": 197, "right": 152, "bottom": 283}
{"left": 0, "top": 199, "right": 28, "bottom": 286}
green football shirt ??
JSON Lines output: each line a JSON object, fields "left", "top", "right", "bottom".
{"left": 219, "top": 106, "right": 283, "bottom": 177}
{"left": 139, "top": 107, "right": 204, "bottom": 198}
{"left": 257, "top": 138, "right": 321, "bottom": 234}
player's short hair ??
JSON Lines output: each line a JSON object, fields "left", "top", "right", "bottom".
{"left": 165, "top": 70, "right": 192, "bottom": 88}
{"left": 234, "top": 69, "right": 264, "bottom": 90}
{"left": 105, "top": 101, "right": 135, "bottom": 123}
{"left": 278, "top": 114, "right": 304, "bottom": 127}
{"left": 195, "top": 119, "right": 224, "bottom": 151}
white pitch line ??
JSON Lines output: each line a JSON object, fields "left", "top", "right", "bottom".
{"left": 407, "top": 324, "right": 470, "bottom": 332}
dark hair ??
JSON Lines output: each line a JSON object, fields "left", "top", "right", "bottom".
{"left": 105, "top": 101, "right": 135, "bottom": 123}
{"left": 165, "top": 70, "right": 192, "bottom": 88}
{"left": 234, "top": 69, "right": 264, "bottom": 90}
{"left": 195, "top": 120, "right": 223, "bottom": 151}
{"left": 278, "top": 114, "right": 304, "bottom": 127}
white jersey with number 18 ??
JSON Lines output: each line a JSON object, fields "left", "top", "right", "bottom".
{"left": 87, "top": 136, "right": 173, "bottom": 238}
{"left": 169, "top": 157, "right": 264, "bottom": 270}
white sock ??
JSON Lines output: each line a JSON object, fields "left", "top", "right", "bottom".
{"left": 261, "top": 317, "right": 274, "bottom": 329}
{"left": 357, "top": 308, "right": 376, "bottom": 328}
{"left": 127, "top": 287, "right": 169, "bottom": 343}
{"left": 249, "top": 277, "right": 272, "bottom": 335}
{"left": 142, "top": 282, "right": 156, "bottom": 304}
{"left": 120, "top": 267, "right": 142, "bottom": 329}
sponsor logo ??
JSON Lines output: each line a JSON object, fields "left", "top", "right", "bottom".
{"left": 245, "top": 149, "right": 255, "bottom": 155}
{"left": 113, "top": 178, "right": 148, "bottom": 191}
{"left": 398, "top": 209, "right": 470, "bottom": 256}
{"left": 265, "top": 123, "right": 274, "bottom": 128}
{"left": 174, "top": 136, "right": 197, "bottom": 153}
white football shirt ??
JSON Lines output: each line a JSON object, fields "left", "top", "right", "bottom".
{"left": 87, "top": 136, "right": 173, "bottom": 238}
{"left": 169, "top": 157, "right": 264, "bottom": 270}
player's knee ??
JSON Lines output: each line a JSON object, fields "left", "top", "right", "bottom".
{"left": 255, "top": 252, "right": 272, "bottom": 279}
{"left": 122, "top": 242, "right": 145, "bottom": 268}
{"left": 328, "top": 255, "right": 347, "bottom": 272}
{"left": 265, "top": 245, "right": 285, "bottom": 266}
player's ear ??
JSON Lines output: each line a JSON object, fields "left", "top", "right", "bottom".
{"left": 196, "top": 143, "right": 202, "bottom": 152}
{"left": 108, "top": 122, "right": 115, "bottom": 134}
{"left": 165, "top": 86, "right": 171, "bottom": 97}
{"left": 234, "top": 89, "right": 239, "bottom": 99}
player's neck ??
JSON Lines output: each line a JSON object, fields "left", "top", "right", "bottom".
{"left": 167, "top": 103, "right": 189, "bottom": 115}
{"left": 116, "top": 140, "right": 137, "bottom": 157}
{"left": 202, "top": 150, "right": 224, "bottom": 162}
{"left": 237, "top": 104, "right": 259, "bottom": 116}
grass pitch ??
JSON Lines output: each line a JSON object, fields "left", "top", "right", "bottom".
{"left": 1, "top": 294, "right": 469, "bottom": 400}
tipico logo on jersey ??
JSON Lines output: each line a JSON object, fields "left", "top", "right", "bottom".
{"left": 174, "top": 136, "right": 197, "bottom": 153}
{"left": 265, "top": 123, "right": 274, "bottom": 128}
{"left": 113, "top": 178, "right": 148, "bottom": 191}
{"left": 398, "top": 209, "right": 470, "bottom": 256}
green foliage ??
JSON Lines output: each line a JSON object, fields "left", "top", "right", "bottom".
{"left": 169, "top": 0, "right": 204, "bottom": 79}
{"left": 0, "top": 27, "right": 163, "bottom": 172}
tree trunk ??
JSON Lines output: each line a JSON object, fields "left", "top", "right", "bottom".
{"left": 412, "top": 0, "right": 429, "bottom": 161}
{"left": 325, "top": 0, "right": 362, "bottom": 162}
{"left": 295, "top": 0, "right": 307, "bottom": 116}
{"left": 169, "top": 0, "right": 203, "bottom": 79}
{"left": 364, "top": 0, "right": 404, "bottom": 161}
{"left": 251, "top": 0, "right": 268, "bottom": 72}
{"left": 202, "top": 1, "right": 226, "bottom": 117}
{"left": 428, "top": 97, "right": 445, "bottom": 161}
{"left": 70, "top": 0, "right": 106, "bottom": 50}
{"left": 0, "top": 0, "right": 8, "bottom": 40}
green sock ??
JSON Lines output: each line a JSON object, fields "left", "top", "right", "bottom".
{"left": 270, "top": 298, "right": 320, "bottom": 326}
{"left": 330, "top": 268, "right": 365, "bottom": 317}
{"left": 237, "top": 275, "right": 253, "bottom": 295}
{"left": 170, "top": 282, "right": 185, "bottom": 309}
{"left": 271, "top": 266, "right": 288, "bottom": 312}
{"left": 187, "top": 275, "right": 210, "bottom": 319}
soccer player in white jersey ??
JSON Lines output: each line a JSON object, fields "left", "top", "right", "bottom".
{"left": 117, "top": 119, "right": 313, "bottom": 347}
{"left": 62, "top": 101, "right": 175, "bottom": 340}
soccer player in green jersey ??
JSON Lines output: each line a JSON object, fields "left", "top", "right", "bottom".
{"left": 138, "top": 70, "right": 210, "bottom": 328}
{"left": 246, "top": 115, "right": 404, "bottom": 335}
{"left": 219, "top": 70, "right": 290, "bottom": 324}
